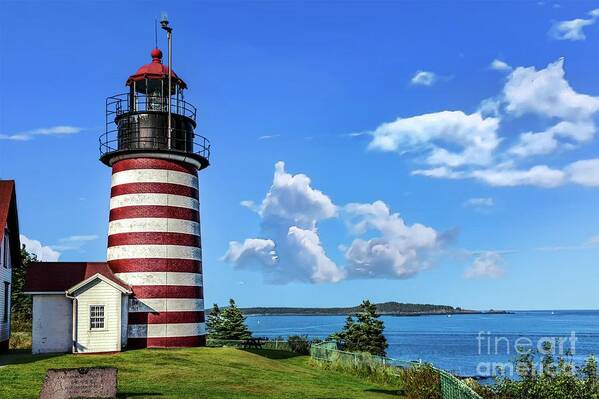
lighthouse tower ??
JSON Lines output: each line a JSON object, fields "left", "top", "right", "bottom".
{"left": 100, "top": 44, "right": 210, "bottom": 348}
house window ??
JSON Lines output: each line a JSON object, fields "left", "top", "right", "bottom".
{"left": 3, "top": 282, "right": 9, "bottom": 323}
{"left": 90, "top": 305, "right": 105, "bottom": 329}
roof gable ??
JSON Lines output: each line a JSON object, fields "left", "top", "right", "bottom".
{"left": 67, "top": 272, "right": 132, "bottom": 295}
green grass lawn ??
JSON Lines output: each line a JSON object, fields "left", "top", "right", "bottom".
{"left": 0, "top": 347, "right": 403, "bottom": 398}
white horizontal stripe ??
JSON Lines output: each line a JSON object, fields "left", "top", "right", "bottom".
{"left": 107, "top": 245, "right": 202, "bottom": 261}
{"left": 115, "top": 272, "right": 203, "bottom": 286}
{"left": 128, "top": 322, "right": 206, "bottom": 338}
{"left": 110, "top": 193, "right": 198, "bottom": 210}
{"left": 109, "top": 218, "right": 200, "bottom": 235}
{"left": 112, "top": 169, "right": 197, "bottom": 188}
{"left": 128, "top": 298, "right": 204, "bottom": 313}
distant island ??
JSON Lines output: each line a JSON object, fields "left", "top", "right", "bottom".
{"left": 220, "top": 302, "right": 510, "bottom": 316}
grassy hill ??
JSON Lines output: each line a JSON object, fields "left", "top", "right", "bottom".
{"left": 0, "top": 348, "right": 403, "bottom": 398}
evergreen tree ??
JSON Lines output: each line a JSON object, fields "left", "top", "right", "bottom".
{"left": 206, "top": 303, "right": 224, "bottom": 339}
{"left": 331, "top": 300, "right": 388, "bottom": 356}
{"left": 11, "top": 245, "right": 36, "bottom": 322}
{"left": 219, "top": 299, "right": 252, "bottom": 340}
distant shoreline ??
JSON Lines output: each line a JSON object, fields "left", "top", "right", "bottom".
{"left": 216, "top": 301, "right": 513, "bottom": 317}
{"left": 242, "top": 310, "right": 512, "bottom": 317}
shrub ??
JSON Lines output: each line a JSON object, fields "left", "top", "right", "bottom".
{"left": 312, "top": 351, "right": 402, "bottom": 388}
{"left": 288, "top": 335, "right": 311, "bottom": 355}
{"left": 399, "top": 364, "right": 441, "bottom": 399}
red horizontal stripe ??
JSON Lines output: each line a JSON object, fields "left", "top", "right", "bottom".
{"left": 128, "top": 335, "right": 206, "bottom": 349}
{"left": 128, "top": 311, "right": 205, "bottom": 325}
{"left": 109, "top": 259, "right": 202, "bottom": 273}
{"left": 111, "top": 183, "right": 198, "bottom": 199}
{"left": 109, "top": 206, "right": 198, "bottom": 222}
{"left": 108, "top": 232, "right": 200, "bottom": 247}
{"left": 112, "top": 158, "right": 197, "bottom": 175}
{"left": 132, "top": 285, "right": 203, "bottom": 299}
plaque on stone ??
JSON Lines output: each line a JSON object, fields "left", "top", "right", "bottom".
{"left": 39, "top": 367, "right": 117, "bottom": 399}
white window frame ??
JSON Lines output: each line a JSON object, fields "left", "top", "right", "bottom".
{"left": 2, "top": 229, "right": 9, "bottom": 269}
{"left": 89, "top": 305, "right": 105, "bottom": 330}
{"left": 2, "top": 282, "right": 9, "bottom": 323}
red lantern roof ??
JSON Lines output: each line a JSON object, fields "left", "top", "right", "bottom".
{"left": 126, "top": 48, "right": 187, "bottom": 89}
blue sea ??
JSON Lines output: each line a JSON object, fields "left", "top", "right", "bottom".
{"left": 246, "top": 310, "right": 599, "bottom": 379}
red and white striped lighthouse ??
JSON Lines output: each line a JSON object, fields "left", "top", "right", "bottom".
{"left": 100, "top": 39, "right": 210, "bottom": 348}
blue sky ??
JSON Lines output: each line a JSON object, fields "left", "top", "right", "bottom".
{"left": 1, "top": 1, "right": 598, "bottom": 310}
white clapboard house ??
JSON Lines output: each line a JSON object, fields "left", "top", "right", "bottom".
{"left": 0, "top": 180, "right": 21, "bottom": 352}
{"left": 24, "top": 262, "right": 132, "bottom": 354}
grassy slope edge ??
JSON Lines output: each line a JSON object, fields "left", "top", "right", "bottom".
{"left": 0, "top": 348, "right": 403, "bottom": 398}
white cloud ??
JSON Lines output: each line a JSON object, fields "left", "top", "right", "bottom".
{"left": 258, "top": 134, "right": 280, "bottom": 140}
{"left": 257, "top": 161, "right": 337, "bottom": 229}
{"left": 490, "top": 59, "right": 512, "bottom": 72}
{"left": 508, "top": 121, "right": 596, "bottom": 158}
{"left": 20, "top": 235, "right": 61, "bottom": 261}
{"left": 463, "top": 197, "right": 495, "bottom": 208}
{"left": 223, "top": 162, "right": 343, "bottom": 283}
{"left": 411, "top": 167, "right": 465, "bottom": 179}
{"left": 471, "top": 165, "right": 566, "bottom": 188}
{"left": 504, "top": 59, "right": 599, "bottom": 121}
{"left": 411, "top": 71, "right": 437, "bottom": 86}
{"left": 343, "top": 201, "right": 440, "bottom": 279}
{"left": 224, "top": 163, "right": 444, "bottom": 283}
{"left": 0, "top": 125, "right": 83, "bottom": 141}
{"left": 464, "top": 252, "right": 505, "bottom": 279}
{"left": 565, "top": 159, "right": 599, "bottom": 186}
{"left": 550, "top": 9, "right": 599, "bottom": 41}
{"left": 222, "top": 238, "right": 278, "bottom": 267}
{"left": 368, "top": 111, "right": 501, "bottom": 167}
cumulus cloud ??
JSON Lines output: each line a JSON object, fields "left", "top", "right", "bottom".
{"left": 224, "top": 163, "right": 444, "bottom": 283}
{"left": 410, "top": 71, "right": 437, "bottom": 86}
{"left": 503, "top": 59, "right": 599, "bottom": 121}
{"left": 368, "top": 111, "right": 500, "bottom": 167}
{"left": 0, "top": 126, "right": 83, "bottom": 141}
{"left": 508, "top": 121, "right": 596, "bottom": 158}
{"left": 565, "top": 159, "right": 599, "bottom": 186}
{"left": 369, "top": 58, "right": 599, "bottom": 188}
{"left": 343, "top": 201, "right": 440, "bottom": 279}
{"left": 20, "top": 235, "right": 61, "bottom": 261}
{"left": 223, "top": 161, "right": 343, "bottom": 283}
{"left": 222, "top": 238, "right": 278, "bottom": 266}
{"left": 464, "top": 252, "right": 505, "bottom": 279}
{"left": 490, "top": 59, "right": 512, "bottom": 72}
{"left": 549, "top": 9, "right": 599, "bottom": 41}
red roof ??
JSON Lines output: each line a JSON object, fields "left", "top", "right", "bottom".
{"left": 24, "top": 262, "right": 131, "bottom": 293}
{"left": 0, "top": 180, "right": 21, "bottom": 267}
{"left": 126, "top": 48, "right": 187, "bottom": 89}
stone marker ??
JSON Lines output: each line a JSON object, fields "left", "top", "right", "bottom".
{"left": 39, "top": 367, "right": 117, "bottom": 399}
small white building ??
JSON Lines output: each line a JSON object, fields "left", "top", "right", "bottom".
{"left": 24, "top": 262, "right": 131, "bottom": 354}
{"left": 0, "top": 180, "right": 21, "bottom": 353}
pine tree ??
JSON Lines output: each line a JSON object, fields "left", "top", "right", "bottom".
{"left": 331, "top": 300, "right": 388, "bottom": 356}
{"left": 11, "top": 245, "right": 36, "bottom": 322}
{"left": 219, "top": 298, "right": 252, "bottom": 340}
{"left": 206, "top": 303, "right": 224, "bottom": 339}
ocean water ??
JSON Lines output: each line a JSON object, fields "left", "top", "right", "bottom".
{"left": 246, "top": 310, "right": 599, "bottom": 378}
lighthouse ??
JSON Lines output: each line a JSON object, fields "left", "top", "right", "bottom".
{"left": 99, "top": 24, "right": 210, "bottom": 348}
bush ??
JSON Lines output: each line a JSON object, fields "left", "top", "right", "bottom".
{"left": 288, "top": 335, "right": 311, "bottom": 355}
{"left": 312, "top": 351, "right": 402, "bottom": 388}
{"left": 466, "top": 344, "right": 599, "bottom": 399}
{"left": 399, "top": 364, "right": 441, "bottom": 399}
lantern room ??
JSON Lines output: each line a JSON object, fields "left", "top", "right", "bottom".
{"left": 99, "top": 48, "right": 210, "bottom": 171}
